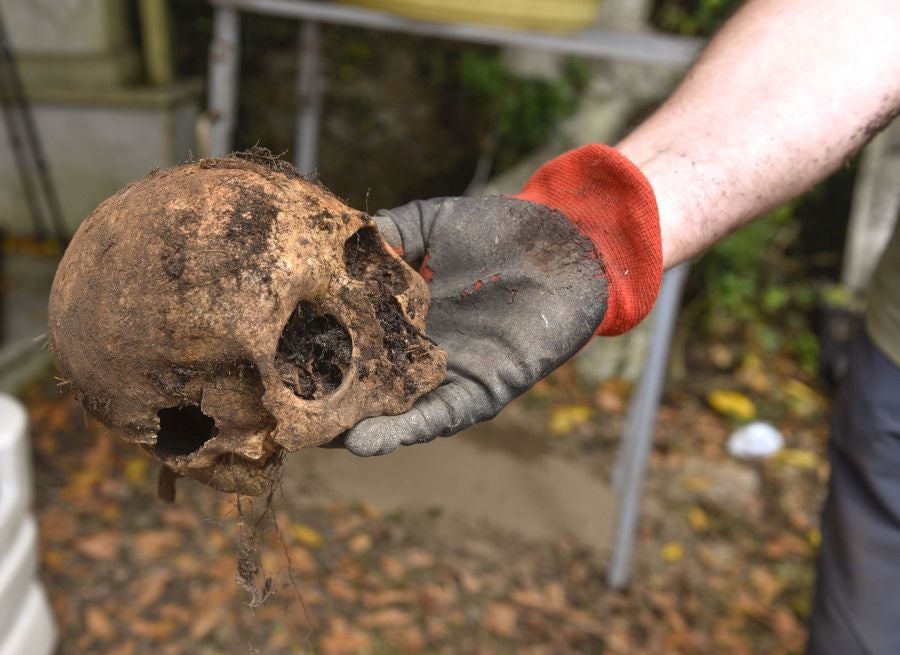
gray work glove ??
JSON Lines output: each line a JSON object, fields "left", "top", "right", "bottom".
{"left": 340, "top": 196, "right": 607, "bottom": 455}
{"left": 340, "top": 144, "right": 665, "bottom": 455}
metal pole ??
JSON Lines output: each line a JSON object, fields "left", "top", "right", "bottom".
{"left": 207, "top": 7, "right": 240, "bottom": 157}
{"left": 607, "top": 263, "right": 690, "bottom": 589}
{"left": 294, "top": 20, "right": 323, "bottom": 173}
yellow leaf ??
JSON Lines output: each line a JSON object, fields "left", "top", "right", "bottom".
{"left": 124, "top": 457, "right": 149, "bottom": 486}
{"left": 707, "top": 389, "right": 756, "bottom": 421}
{"left": 776, "top": 448, "right": 820, "bottom": 469}
{"left": 548, "top": 404, "right": 593, "bottom": 436}
{"left": 807, "top": 528, "right": 822, "bottom": 548}
{"left": 292, "top": 523, "right": 324, "bottom": 549}
{"left": 661, "top": 541, "right": 684, "bottom": 563}
{"left": 680, "top": 474, "right": 712, "bottom": 493}
{"left": 688, "top": 506, "right": 709, "bottom": 532}
{"left": 783, "top": 379, "right": 824, "bottom": 417}
{"left": 43, "top": 550, "right": 65, "bottom": 572}
{"left": 100, "top": 505, "right": 121, "bottom": 522}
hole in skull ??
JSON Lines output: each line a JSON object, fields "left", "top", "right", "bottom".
{"left": 276, "top": 302, "right": 352, "bottom": 399}
{"left": 155, "top": 404, "right": 218, "bottom": 456}
{"left": 344, "top": 226, "right": 433, "bottom": 394}
{"left": 344, "top": 226, "right": 409, "bottom": 296}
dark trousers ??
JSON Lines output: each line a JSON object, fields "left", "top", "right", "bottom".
{"left": 808, "top": 329, "right": 900, "bottom": 654}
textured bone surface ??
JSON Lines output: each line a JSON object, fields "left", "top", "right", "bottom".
{"left": 47, "top": 150, "right": 446, "bottom": 495}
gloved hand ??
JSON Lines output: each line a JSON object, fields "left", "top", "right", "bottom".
{"left": 341, "top": 144, "right": 662, "bottom": 456}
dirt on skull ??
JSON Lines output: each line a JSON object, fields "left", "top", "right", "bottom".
{"left": 47, "top": 149, "right": 447, "bottom": 497}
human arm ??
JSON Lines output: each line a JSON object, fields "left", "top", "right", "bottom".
{"left": 618, "top": 0, "right": 900, "bottom": 268}
{"left": 341, "top": 0, "right": 900, "bottom": 455}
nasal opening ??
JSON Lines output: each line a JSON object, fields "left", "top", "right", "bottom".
{"left": 155, "top": 404, "right": 217, "bottom": 456}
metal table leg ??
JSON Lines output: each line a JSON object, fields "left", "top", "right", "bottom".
{"left": 207, "top": 8, "right": 241, "bottom": 157}
{"left": 294, "top": 21, "right": 324, "bottom": 173}
{"left": 608, "top": 262, "right": 690, "bottom": 589}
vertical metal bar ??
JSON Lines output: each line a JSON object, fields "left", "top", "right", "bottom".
{"left": 207, "top": 7, "right": 240, "bottom": 157}
{"left": 607, "top": 262, "right": 690, "bottom": 589}
{"left": 294, "top": 20, "right": 323, "bottom": 173}
{"left": 139, "top": 0, "right": 175, "bottom": 87}
{"left": 611, "top": 376, "right": 639, "bottom": 490}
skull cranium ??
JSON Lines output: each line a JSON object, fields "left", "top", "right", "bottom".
{"left": 47, "top": 151, "right": 447, "bottom": 495}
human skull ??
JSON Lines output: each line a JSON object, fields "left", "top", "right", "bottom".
{"left": 47, "top": 151, "right": 447, "bottom": 496}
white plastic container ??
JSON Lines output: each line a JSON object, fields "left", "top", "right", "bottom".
{"left": 0, "top": 393, "right": 57, "bottom": 655}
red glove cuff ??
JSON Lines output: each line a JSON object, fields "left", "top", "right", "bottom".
{"left": 513, "top": 144, "right": 662, "bottom": 336}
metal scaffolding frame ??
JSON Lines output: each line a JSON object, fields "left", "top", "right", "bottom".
{"left": 206, "top": 0, "right": 698, "bottom": 588}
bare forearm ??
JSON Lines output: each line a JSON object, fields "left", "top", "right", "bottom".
{"left": 617, "top": 0, "right": 900, "bottom": 269}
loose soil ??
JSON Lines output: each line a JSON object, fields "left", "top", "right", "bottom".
{"left": 276, "top": 302, "right": 353, "bottom": 400}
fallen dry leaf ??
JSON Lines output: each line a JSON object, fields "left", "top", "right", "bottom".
{"left": 379, "top": 554, "right": 406, "bottom": 582}
{"left": 357, "top": 608, "right": 414, "bottom": 629}
{"left": 661, "top": 541, "right": 685, "bottom": 563}
{"left": 325, "top": 576, "right": 359, "bottom": 603}
{"left": 133, "top": 570, "right": 173, "bottom": 611}
{"left": 190, "top": 603, "right": 226, "bottom": 641}
{"left": 287, "top": 546, "right": 319, "bottom": 576}
{"left": 688, "top": 506, "right": 709, "bottom": 532}
{"left": 418, "top": 581, "right": 458, "bottom": 611}
{"left": 292, "top": 523, "right": 325, "bottom": 549}
{"left": 107, "top": 642, "right": 137, "bottom": 655}
{"left": 84, "top": 605, "right": 115, "bottom": 640}
{"left": 76, "top": 531, "right": 122, "bottom": 561}
{"left": 386, "top": 625, "right": 426, "bottom": 652}
{"left": 509, "top": 583, "right": 566, "bottom": 613}
{"left": 548, "top": 404, "right": 593, "bottom": 436}
{"left": 320, "top": 617, "right": 372, "bottom": 655}
{"left": 123, "top": 456, "right": 149, "bottom": 486}
{"left": 750, "top": 566, "right": 786, "bottom": 604}
{"left": 362, "top": 589, "right": 416, "bottom": 608}
{"left": 133, "top": 530, "right": 182, "bottom": 560}
{"left": 707, "top": 389, "right": 756, "bottom": 421}
{"left": 483, "top": 602, "right": 518, "bottom": 638}
{"left": 775, "top": 448, "right": 820, "bottom": 470}
{"left": 404, "top": 548, "right": 435, "bottom": 569}
{"left": 131, "top": 619, "right": 176, "bottom": 641}
{"left": 348, "top": 532, "right": 373, "bottom": 554}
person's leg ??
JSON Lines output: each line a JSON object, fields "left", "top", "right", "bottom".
{"left": 807, "top": 329, "right": 900, "bottom": 655}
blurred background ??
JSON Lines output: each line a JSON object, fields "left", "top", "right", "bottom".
{"left": 0, "top": 0, "right": 897, "bottom": 653}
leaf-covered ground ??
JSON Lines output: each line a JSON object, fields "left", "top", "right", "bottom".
{"left": 26, "top": 345, "right": 830, "bottom": 654}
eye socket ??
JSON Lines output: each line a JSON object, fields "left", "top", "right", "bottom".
{"left": 155, "top": 404, "right": 218, "bottom": 456}
{"left": 343, "top": 226, "right": 408, "bottom": 296}
{"left": 275, "top": 301, "right": 352, "bottom": 400}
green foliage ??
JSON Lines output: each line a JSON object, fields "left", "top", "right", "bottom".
{"left": 689, "top": 203, "right": 823, "bottom": 374}
{"left": 687, "top": 155, "right": 857, "bottom": 376}
{"left": 653, "top": 0, "right": 742, "bottom": 36}
{"left": 425, "top": 50, "right": 589, "bottom": 173}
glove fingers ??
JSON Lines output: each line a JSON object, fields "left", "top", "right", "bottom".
{"left": 342, "top": 377, "right": 494, "bottom": 456}
{"left": 374, "top": 198, "right": 453, "bottom": 264}
{"left": 373, "top": 214, "right": 402, "bottom": 253}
